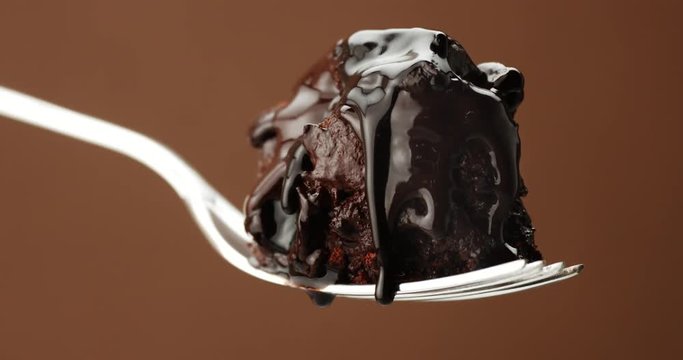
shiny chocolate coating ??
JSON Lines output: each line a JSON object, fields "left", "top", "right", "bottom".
{"left": 245, "top": 28, "right": 541, "bottom": 305}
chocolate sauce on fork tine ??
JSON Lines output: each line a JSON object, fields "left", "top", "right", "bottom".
{"left": 306, "top": 291, "right": 336, "bottom": 307}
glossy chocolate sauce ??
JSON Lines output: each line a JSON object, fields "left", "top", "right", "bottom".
{"left": 245, "top": 28, "right": 541, "bottom": 305}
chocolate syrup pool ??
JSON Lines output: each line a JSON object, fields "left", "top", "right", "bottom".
{"left": 245, "top": 28, "right": 533, "bottom": 305}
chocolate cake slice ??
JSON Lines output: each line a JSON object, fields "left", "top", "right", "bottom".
{"left": 244, "top": 28, "right": 542, "bottom": 304}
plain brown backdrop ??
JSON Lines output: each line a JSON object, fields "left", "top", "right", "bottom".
{"left": 0, "top": 0, "right": 681, "bottom": 359}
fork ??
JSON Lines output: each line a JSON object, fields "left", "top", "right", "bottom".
{"left": 0, "top": 85, "right": 583, "bottom": 303}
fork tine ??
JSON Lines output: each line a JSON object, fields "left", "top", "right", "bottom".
{"left": 398, "top": 259, "right": 527, "bottom": 293}
{"left": 321, "top": 259, "right": 527, "bottom": 297}
{"left": 339, "top": 261, "right": 546, "bottom": 300}
{"left": 422, "top": 264, "right": 583, "bottom": 302}
{"left": 399, "top": 261, "right": 549, "bottom": 299}
{"left": 339, "top": 262, "right": 569, "bottom": 301}
{"left": 417, "top": 263, "right": 566, "bottom": 301}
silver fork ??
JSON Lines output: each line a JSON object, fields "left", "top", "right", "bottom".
{"left": 0, "top": 85, "right": 583, "bottom": 303}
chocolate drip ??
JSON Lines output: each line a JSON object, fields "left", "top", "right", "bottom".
{"left": 306, "top": 291, "right": 336, "bottom": 307}
{"left": 244, "top": 28, "right": 541, "bottom": 306}
{"left": 281, "top": 141, "right": 312, "bottom": 215}
{"left": 339, "top": 29, "right": 507, "bottom": 303}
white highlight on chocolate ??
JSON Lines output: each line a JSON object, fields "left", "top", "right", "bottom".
{"left": 385, "top": 90, "right": 421, "bottom": 216}
{"left": 346, "top": 28, "right": 452, "bottom": 78}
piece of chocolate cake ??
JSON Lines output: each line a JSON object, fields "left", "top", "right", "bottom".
{"left": 244, "top": 28, "right": 542, "bottom": 304}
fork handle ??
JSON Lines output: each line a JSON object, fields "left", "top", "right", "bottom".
{"left": 0, "top": 85, "right": 269, "bottom": 280}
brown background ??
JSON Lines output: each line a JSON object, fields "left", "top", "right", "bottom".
{"left": 0, "top": 0, "right": 680, "bottom": 359}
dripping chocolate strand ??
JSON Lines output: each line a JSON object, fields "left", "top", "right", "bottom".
{"left": 281, "top": 140, "right": 312, "bottom": 215}
{"left": 342, "top": 29, "right": 462, "bottom": 303}
{"left": 305, "top": 291, "right": 336, "bottom": 307}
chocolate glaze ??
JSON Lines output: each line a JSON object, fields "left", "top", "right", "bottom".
{"left": 245, "top": 28, "right": 542, "bottom": 305}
